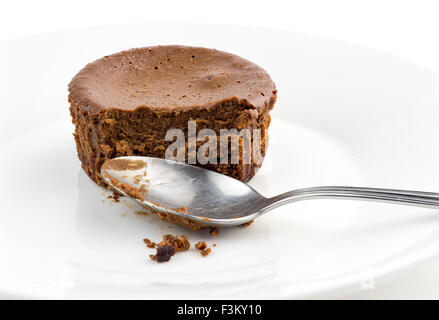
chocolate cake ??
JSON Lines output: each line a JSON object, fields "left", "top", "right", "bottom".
{"left": 69, "top": 45, "right": 277, "bottom": 187}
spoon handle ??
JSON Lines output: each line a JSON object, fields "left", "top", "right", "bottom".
{"left": 264, "top": 186, "right": 439, "bottom": 212}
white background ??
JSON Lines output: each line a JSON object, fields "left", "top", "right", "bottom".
{"left": 2, "top": 0, "right": 439, "bottom": 299}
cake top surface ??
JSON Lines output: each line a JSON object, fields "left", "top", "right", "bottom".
{"left": 68, "top": 45, "right": 276, "bottom": 113}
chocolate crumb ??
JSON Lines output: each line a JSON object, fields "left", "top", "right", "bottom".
{"left": 143, "top": 238, "right": 156, "bottom": 248}
{"left": 200, "top": 248, "right": 211, "bottom": 257}
{"left": 195, "top": 241, "right": 212, "bottom": 257}
{"left": 209, "top": 227, "right": 219, "bottom": 237}
{"left": 241, "top": 220, "right": 254, "bottom": 227}
{"left": 162, "top": 234, "right": 190, "bottom": 252}
{"left": 148, "top": 234, "right": 191, "bottom": 263}
{"left": 152, "top": 244, "right": 175, "bottom": 262}
{"left": 195, "top": 241, "right": 207, "bottom": 251}
{"left": 172, "top": 206, "right": 188, "bottom": 214}
{"left": 107, "top": 191, "right": 121, "bottom": 202}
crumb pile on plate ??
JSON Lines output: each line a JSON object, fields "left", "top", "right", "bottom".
{"left": 146, "top": 234, "right": 190, "bottom": 262}
{"left": 195, "top": 241, "right": 212, "bottom": 257}
{"left": 144, "top": 234, "right": 214, "bottom": 262}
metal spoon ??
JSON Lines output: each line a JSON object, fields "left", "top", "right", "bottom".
{"left": 101, "top": 156, "right": 439, "bottom": 227}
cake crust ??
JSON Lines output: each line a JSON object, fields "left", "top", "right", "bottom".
{"left": 68, "top": 45, "right": 276, "bottom": 113}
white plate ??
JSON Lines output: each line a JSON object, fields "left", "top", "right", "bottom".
{"left": 1, "top": 23, "right": 439, "bottom": 299}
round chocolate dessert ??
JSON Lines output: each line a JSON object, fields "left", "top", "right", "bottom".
{"left": 69, "top": 45, "right": 277, "bottom": 187}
